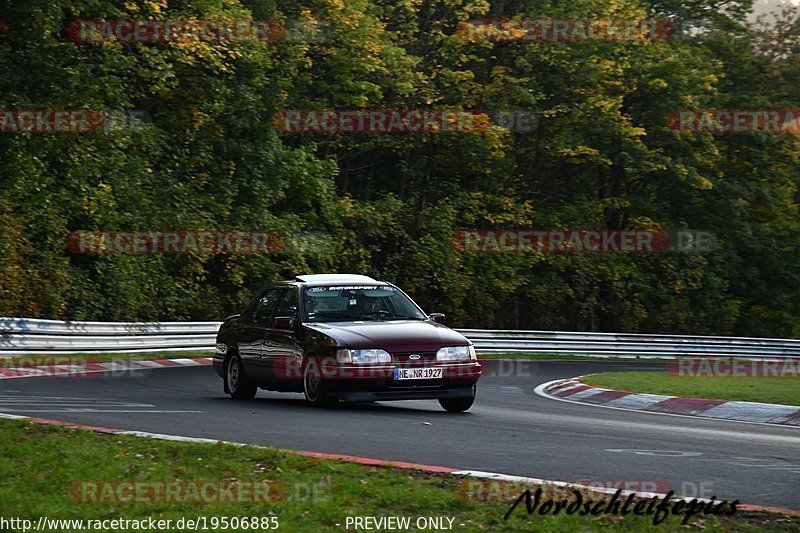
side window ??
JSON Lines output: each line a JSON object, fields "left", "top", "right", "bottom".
{"left": 249, "top": 289, "right": 281, "bottom": 325}
{"left": 272, "top": 288, "right": 299, "bottom": 323}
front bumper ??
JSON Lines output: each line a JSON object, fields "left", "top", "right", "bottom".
{"left": 213, "top": 353, "right": 481, "bottom": 396}
{"left": 212, "top": 354, "right": 226, "bottom": 378}
{"left": 321, "top": 361, "right": 481, "bottom": 396}
{"left": 338, "top": 387, "right": 475, "bottom": 402}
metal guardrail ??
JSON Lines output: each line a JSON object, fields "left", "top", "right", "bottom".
{"left": 1, "top": 317, "right": 799, "bottom": 359}
{"left": 460, "top": 329, "right": 800, "bottom": 359}
{"left": 0, "top": 318, "right": 221, "bottom": 355}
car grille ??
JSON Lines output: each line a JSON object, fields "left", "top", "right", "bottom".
{"left": 391, "top": 351, "right": 437, "bottom": 365}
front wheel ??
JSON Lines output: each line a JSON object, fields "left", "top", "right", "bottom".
{"left": 439, "top": 386, "right": 476, "bottom": 412}
{"left": 226, "top": 354, "right": 257, "bottom": 399}
{"left": 303, "top": 358, "right": 338, "bottom": 407}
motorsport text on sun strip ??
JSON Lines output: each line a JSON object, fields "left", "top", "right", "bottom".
{"left": 67, "top": 231, "right": 284, "bottom": 255}
{"left": 453, "top": 230, "right": 716, "bottom": 253}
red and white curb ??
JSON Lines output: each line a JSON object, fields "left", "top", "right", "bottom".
{"left": 0, "top": 412, "right": 796, "bottom": 517}
{"left": 536, "top": 378, "right": 800, "bottom": 427}
{"left": 0, "top": 357, "right": 212, "bottom": 379}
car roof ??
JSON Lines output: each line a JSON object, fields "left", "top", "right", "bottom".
{"left": 293, "top": 274, "right": 378, "bottom": 284}
{"left": 279, "top": 274, "right": 386, "bottom": 287}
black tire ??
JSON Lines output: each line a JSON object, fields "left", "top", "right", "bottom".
{"left": 439, "top": 386, "right": 476, "bottom": 412}
{"left": 226, "top": 353, "right": 257, "bottom": 399}
{"left": 303, "top": 358, "right": 338, "bottom": 407}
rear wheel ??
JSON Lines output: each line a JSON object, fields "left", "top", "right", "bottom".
{"left": 439, "top": 386, "right": 476, "bottom": 412}
{"left": 303, "top": 358, "right": 338, "bottom": 407}
{"left": 226, "top": 354, "right": 257, "bottom": 399}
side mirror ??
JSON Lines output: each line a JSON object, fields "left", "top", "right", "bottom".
{"left": 273, "top": 317, "right": 295, "bottom": 330}
{"left": 429, "top": 313, "right": 446, "bottom": 325}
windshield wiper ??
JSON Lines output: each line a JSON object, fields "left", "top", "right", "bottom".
{"left": 368, "top": 310, "right": 424, "bottom": 320}
{"left": 309, "top": 312, "right": 381, "bottom": 322}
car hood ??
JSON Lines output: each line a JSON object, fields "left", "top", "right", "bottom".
{"left": 302, "top": 320, "right": 468, "bottom": 352}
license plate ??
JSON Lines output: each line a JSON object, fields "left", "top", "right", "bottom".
{"left": 394, "top": 367, "right": 443, "bottom": 380}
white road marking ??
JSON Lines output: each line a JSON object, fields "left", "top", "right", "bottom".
{"left": 726, "top": 457, "right": 800, "bottom": 473}
{"left": 606, "top": 449, "right": 703, "bottom": 457}
{"left": 0, "top": 404, "right": 155, "bottom": 408}
{"left": 0, "top": 400, "right": 153, "bottom": 407}
{"left": 0, "top": 394, "right": 201, "bottom": 414}
{"left": 116, "top": 430, "right": 241, "bottom": 445}
{"left": 0, "top": 396, "right": 117, "bottom": 400}
{"left": 0, "top": 412, "right": 29, "bottom": 420}
{"left": 0, "top": 409, "right": 202, "bottom": 413}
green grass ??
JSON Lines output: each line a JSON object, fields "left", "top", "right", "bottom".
{"left": 582, "top": 372, "right": 800, "bottom": 406}
{"left": 1, "top": 351, "right": 213, "bottom": 366}
{"left": 0, "top": 419, "right": 794, "bottom": 532}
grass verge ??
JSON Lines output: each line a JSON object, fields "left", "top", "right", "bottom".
{"left": 0, "top": 419, "right": 796, "bottom": 532}
{"left": 581, "top": 372, "right": 799, "bottom": 406}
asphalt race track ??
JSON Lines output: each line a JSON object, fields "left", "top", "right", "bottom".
{"left": 1, "top": 359, "right": 798, "bottom": 510}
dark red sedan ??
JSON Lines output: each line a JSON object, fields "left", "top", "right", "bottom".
{"left": 213, "top": 274, "right": 481, "bottom": 411}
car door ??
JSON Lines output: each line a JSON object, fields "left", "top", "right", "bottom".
{"left": 263, "top": 287, "right": 304, "bottom": 384}
{"left": 237, "top": 288, "right": 280, "bottom": 380}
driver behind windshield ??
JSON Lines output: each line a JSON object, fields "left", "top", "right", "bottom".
{"left": 356, "top": 293, "right": 385, "bottom": 317}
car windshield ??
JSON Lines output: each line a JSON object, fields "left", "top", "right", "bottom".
{"left": 302, "top": 285, "right": 427, "bottom": 323}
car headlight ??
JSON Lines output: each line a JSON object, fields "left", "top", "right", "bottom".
{"left": 336, "top": 348, "right": 392, "bottom": 364}
{"left": 436, "top": 345, "right": 476, "bottom": 362}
